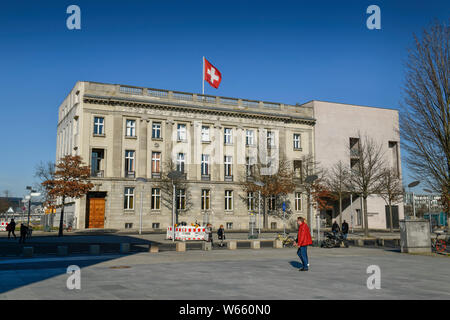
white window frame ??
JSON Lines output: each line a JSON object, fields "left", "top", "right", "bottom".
{"left": 126, "top": 119, "right": 136, "bottom": 137}
{"left": 295, "top": 192, "right": 302, "bottom": 211}
{"left": 201, "top": 189, "right": 210, "bottom": 210}
{"left": 224, "top": 156, "right": 233, "bottom": 177}
{"left": 177, "top": 153, "right": 185, "bottom": 173}
{"left": 151, "top": 188, "right": 161, "bottom": 210}
{"left": 293, "top": 133, "right": 301, "bottom": 150}
{"left": 152, "top": 152, "right": 161, "bottom": 173}
{"left": 246, "top": 129, "right": 254, "bottom": 146}
{"left": 94, "top": 117, "right": 104, "bottom": 135}
{"left": 176, "top": 189, "right": 186, "bottom": 210}
{"left": 224, "top": 128, "right": 233, "bottom": 144}
{"left": 125, "top": 150, "right": 135, "bottom": 173}
{"left": 177, "top": 123, "right": 187, "bottom": 141}
{"left": 201, "top": 126, "right": 210, "bottom": 142}
{"left": 124, "top": 187, "right": 135, "bottom": 210}
{"left": 267, "top": 130, "right": 275, "bottom": 148}
{"left": 201, "top": 154, "right": 210, "bottom": 175}
{"left": 152, "top": 122, "right": 162, "bottom": 139}
{"left": 225, "top": 190, "right": 233, "bottom": 211}
{"left": 247, "top": 192, "right": 255, "bottom": 211}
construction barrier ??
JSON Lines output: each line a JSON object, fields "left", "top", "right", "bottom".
{"left": 0, "top": 221, "right": 9, "bottom": 232}
{"left": 167, "top": 226, "right": 207, "bottom": 241}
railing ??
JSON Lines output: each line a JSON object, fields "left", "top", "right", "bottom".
{"left": 224, "top": 175, "right": 233, "bottom": 182}
{"left": 148, "top": 89, "right": 168, "bottom": 98}
{"left": 126, "top": 171, "right": 135, "bottom": 178}
{"left": 152, "top": 172, "right": 161, "bottom": 179}
{"left": 173, "top": 92, "right": 193, "bottom": 101}
{"left": 242, "top": 100, "right": 259, "bottom": 108}
{"left": 119, "top": 86, "right": 143, "bottom": 95}
{"left": 201, "top": 174, "right": 211, "bottom": 181}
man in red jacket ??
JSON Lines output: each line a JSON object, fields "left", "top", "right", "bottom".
{"left": 295, "top": 216, "right": 312, "bottom": 271}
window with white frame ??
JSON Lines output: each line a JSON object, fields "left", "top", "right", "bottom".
{"left": 267, "top": 130, "right": 275, "bottom": 148}
{"left": 225, "top": 190, "right": 233, "bottom": 211}
{"left": 201, "top": 126, "right": 210, "bottom": 142}
{"left": 268, "top": 195, "right": 276, "bottom": 211}
{"left": 246, "top": 157, "right": 254, "bottom": 177}
{"left": 295, "top": 192, "right": 302, "bottom": 211}
{"left": 176, "top": 153, "right": 185, "bottom": 173}
{"left": 152, "top": 152, "right": 161, "bottom": 173}
{"left": 201, "top": 189, "right": 210, "bottom": 210}
{"left": 247, "top": 192, "right": 255, "bottom": 211}
{"left": 93, "top": 117, "right": 104, "bottom": 135}
{"left": 293, "top": 133, "right": 301, "bottom": 150}
{"left": 201, "top": 154, "right": 209, "bottom": 175}
{"left": 151, "top": 188, "right": 161, "bottom": 210}
{"left": 177, "top": 123, "right": 187, "bottom": 141}
{"left": 126, "top": 119, "right": 136, "bottom": 137}
{"left": 246, "top": 129, "right": 254, "bottom": 146}
{"left": 124, "top": 187, "right": 134, "bottom": 210}
{"left": 125, "top": 150, "right": 135, "bottom": 174}
{"left": 226, "top": 222, "right": 233, "bottom": 229}
{"left": 152, "top": 122, "right": 161, "bottom": 139}
{"left": 176, "top": 189, "right": 186, "bottom": 210}
{"left": 224, "top": 156, "right": 232, "bottom": 177}
{"left": 224, "top": 128, "right": 232, "bottom": 144}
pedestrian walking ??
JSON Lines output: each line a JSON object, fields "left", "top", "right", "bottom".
{"left": 341, "top": 220, "right": 349, "bottom": 240}
{"left": 217, "top": 225, "right": 225, "bottom": 247}
{"left": 7, "top": 219, "right": 16, "bottom": 239}
{"left": 207, "top": 223, "right": 213, "bottom": 246}
{"left": 19, "top": 224, "right": 28, "bottom": 244}
{"left": 295, "top": 217, "right": 312, "bottom": 271}
{"left": 332, "top": 220, "right": 340, "bottom": 236}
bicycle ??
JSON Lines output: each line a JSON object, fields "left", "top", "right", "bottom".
{"left": 431, "top": 231, "right": 447, "bottom": 253}
{"left": 276, "top": 233, "right": 296, "bottom": 248}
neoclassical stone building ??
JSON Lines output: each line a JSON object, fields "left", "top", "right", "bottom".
{"left": 56, "top": 81, "right": 315, "bottom": 231}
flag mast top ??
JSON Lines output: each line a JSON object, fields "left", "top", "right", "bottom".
{"left": 202, "top": 56, "right": 205, "bottom": 95}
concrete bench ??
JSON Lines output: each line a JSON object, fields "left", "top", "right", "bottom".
{"left": 148, "top": 243, "right": 159, "bottom": 253}
{"left": 120, "top": 243, "right": 130, "bottom": 254}
{"left": 273, "top": 239, "right": 283, "bottom": 248}
{"left": 202, "top": 242, "right": 212, "bottom": 251}
{"left": 89, "top": 245, "right": 100, "bottom": 255}
{"left": 250, "top": 240, "right": 260, "bottom": 249}
{"left": 57, "top": 246, "right": 68, "bottom": 256}
{"left": 23, "top": 247, "right": 33, "bottom": 257}
{"left": 227, "top": 240, "right": 237, "bottom": 250}
{"left": 176, "top": 242, "right": 186, "bottom": 252}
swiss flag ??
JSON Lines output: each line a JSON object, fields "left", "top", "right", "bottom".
{"left": 204, "top": 58, "right": 222, "bottom": 89}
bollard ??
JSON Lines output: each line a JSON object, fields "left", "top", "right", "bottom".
{"left": 120, "top": 243, "right": 130, "bottom": 254}
{"left": 176, "top": 242, "right": 186, "bottom": 252}
{"left": 202, "top": 241, "right": 212, "bottom": 251}
{"left": 89, "top": 245, "right": 101, "bottom": 255}
{"left": 57, "top": 246, "right": 68, "bottom": 256}
{"left": 251, "top": 240, "right": 260, "bottom": 249}
{"left": 23, "top": 247, "right": 33, "bottom": 258}
{"left": 148, "top": 244, "right": 159, "bottom": 253}
{"left": 273, "top": 239, "right": 283, "bottom": 249}
{"left": 357, "top": 239, "right": 364, "bottom": 247}
{"left": 227, "top": 240, "right": 237, "bottom": 250}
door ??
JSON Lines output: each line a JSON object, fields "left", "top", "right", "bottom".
{"left": 385, "top": 205, "right": 399, "bottom": 229}
{"left": 88, "top": 198, "right": 105, "bottom": 228}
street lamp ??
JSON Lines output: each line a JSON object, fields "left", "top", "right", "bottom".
{"left": 253, "top": 180, "right": 265, "bottom": 236}
{"left": 305, "top": 175, "right": 318, "bottom": 238}
{"left": 136, "top": 177, "right": 147, "bottom": 235}
{"left": 168, "top": 170, "right": 184, "bottom": 242}
{"left": 408, "top": 181, "right": 420, "bottom": 219}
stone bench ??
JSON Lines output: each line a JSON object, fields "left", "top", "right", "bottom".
{"left": 227, "top": 240, "right": 237, "bottom": 250}
{"left": 176, "top": 242, "right": 186, "bottom": 252}
{"left": 250, "top": 240, "right": 260, "bottom": 249}
{"left": 202, "top": 242, "right": 212, "bottom": 251}
{"left": 148, "top": 243, "right": 159, "bottom": 253}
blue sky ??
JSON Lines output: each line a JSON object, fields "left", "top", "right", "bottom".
{"left": 0, "top": 0, "right": 448, "bottom": 197}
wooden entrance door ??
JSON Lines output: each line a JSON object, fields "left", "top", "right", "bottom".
{"left": 88, "top": 198, "right": 105, "bottom": 228}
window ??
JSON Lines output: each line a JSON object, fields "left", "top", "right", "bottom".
{"left": 271, "top": 222, "right": 277, "bottom": 230}
{"left": 177, "top": 153, "right": 185, "bottom": 173}
{"left": 201, "top": 126, "right": 210, "bottom": 142}
{"left": 295, "top": 192, "right": 302, "bottom": 211}
{"left": 125, "top": 223, "right": 133, "bottom": 229}
{"left": 152, "top": 223, "right": 160, "bottom": 229}
{"left": 226, "top": 222, "right": 233, "bottom": 230}
{"left": 151, "top": 188, "right": 161, "bottom": 210}
{"left": 177, "top": 124, "right": 187, "bottom": 141}
{"left": 224, "top": 156, "right": 232, "bottom": 177}
{"left": 125, "top": 150, "right": 135, "bottom": 177}
{"left": 267, "top": 131, "right": 275, "bottom": 148}
{"left": 176, "top": 189, "right": 186, "bottom": 210}
{"left": 201, "top": 189, "right": 210, "bottom": 210}
{"left": 293, "top": 160, "right": 303, "bottom": 180}
{"left": 247, "top": 192, "right": 255, "bottom": 211}
{"left": 293, "top": 133, "right": 301, "bottom": 150}
{"left": 225, "top": 190, "right": 233, "bottom": 211}
{"left": 201, "top": 154, "right": 210, "bottom": 175}
{"left": 246, "top": 129, "right": 254, "bottom": 146}
{"left": 224, "top": 128, "right": 232, "bottom": 144}
{"left": 268, "top": 195, "right": 276, "bottom": 211}
{"left": 246, "top": 157, "right": 254, "bottom": 177}
{"left": 91, "top": 149, "right": 104, "bottom": 177}
{"left": 124, "top": 187, "right": 134, "bottom": 210}
{"left": 126, "top": 119, "right": 136, "bottom": 137}
{"left": 152, "top": 152, "right": 161, "bottom": 173}
{"left": 93, "top": 117, "right": 104, "bottom": 135}
{"left": 152, "top": 122, "right": 161, "bottom": 139}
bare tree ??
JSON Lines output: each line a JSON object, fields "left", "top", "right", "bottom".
{"left": 326, "top": 160, "right": 350, "bottom": 226}
{"left": 348, "top": 134, "right": 385, "bottom": 236}
{"left": 34, "top": 161, "right": 55, "bottom": 202}
{"left": 401, "top": 20, "right": 450, "bottom": 225}
{"left": 378, "top": 168, "right": 404, "bottom": 232}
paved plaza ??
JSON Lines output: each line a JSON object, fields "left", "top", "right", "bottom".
{"left": 0, "top": 246, "right": 449, "bottom": 300}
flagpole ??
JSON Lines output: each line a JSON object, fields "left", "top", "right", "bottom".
{"left": 202, "top": 56, "right": 205, "bottom": 96}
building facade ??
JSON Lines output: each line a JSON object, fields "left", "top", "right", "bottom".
{"left": 56, "top": 81, "right": 316, "bottom": 231}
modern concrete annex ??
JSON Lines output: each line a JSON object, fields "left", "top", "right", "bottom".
{"left": 54, "top": 81, "right": 403, "bottom": 231}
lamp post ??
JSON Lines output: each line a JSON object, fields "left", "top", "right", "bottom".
{"left": 168, "top": 171, "right": 184, "bottom": 242}
{"left": 350, "top": 193, "right": 353, "bottom": 233}
{"left": 136, "top": 177, "right": 148, "bottom": 235}
{"left": 305, "top": 175, "right": 318, "bottom": 238}
{"left": 253, "top": 180, "right": 265, "bottom": 236}
{"left": 408, "top": 181, "right": 420, "bottom": 219}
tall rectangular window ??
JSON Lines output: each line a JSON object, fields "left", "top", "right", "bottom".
{"left": 224, "top": 156, "right": 233, "bottom": 177}
{"left": 247, "top": 192, "right": 255, "bottom": 211}
{"left": 201, "top": 126, "right": 210, "bottom": 142}
{"left": 293, "top": 160, "right": 303, "bottom": 180}
{"left": 93, "top": 117, "right": 104, "bottom": 135}
{"left": 201, "top": 189, "right": 210, "bottom": 210}
{"left": 246, "top": 129, "right": 254, "bottom": 146}
{"left": 126, "top": 119, "right": 136, "bottom": 137}
{"left": 176, "top": 189, "right": 186, "bottom": 210}
{"left": 224, "top": 128, "right": 233, "bottom": 144}
{"left": 177, "top": 124, "right": 187, "bottom": 141}
{"left": 267, "top": 131, "right": 275, "bottom": 148}
{"left": 152, "top": 152, "right": 161, "bottom": 173}
{"left": 293, "top": 133, "right": 301, "bottom": 150}
{"left": 225, "top": 190, "right": 233, "bottom": 211}
{"left": 268, "top": 195, "right": 276, "bottom": 211}
{"left": 125, "top": 150, "right": 135, "bottom": 176}
{"left": 295, "top": 192, "right": 302, "bottom": 211}
{"left": 124, "top": 187, "right": 134, "bottom": 210}
{"left": 177, "top": 153, "right": 185, "bottom": 173}
{"left": 246, "top": 157, "right": 254, "bottom": 177}
{"left": 201, "top": 154, "right": 210, "bottom": 175}
{"left": 151, "top": 188, "right": 161, "bottom": 210}
{"left": 152, "top": 122, "right": 161, "bottom": 139}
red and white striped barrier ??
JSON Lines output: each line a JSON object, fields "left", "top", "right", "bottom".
{"left": 167, "top": 226, "right": 207, "bottom": 241}
{"left": 0, "top": 221, "right": 9, "bottom": 232}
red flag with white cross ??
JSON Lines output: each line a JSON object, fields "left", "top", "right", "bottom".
{"left": 203, "top": 57, "right": 222, "bottom": 89}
